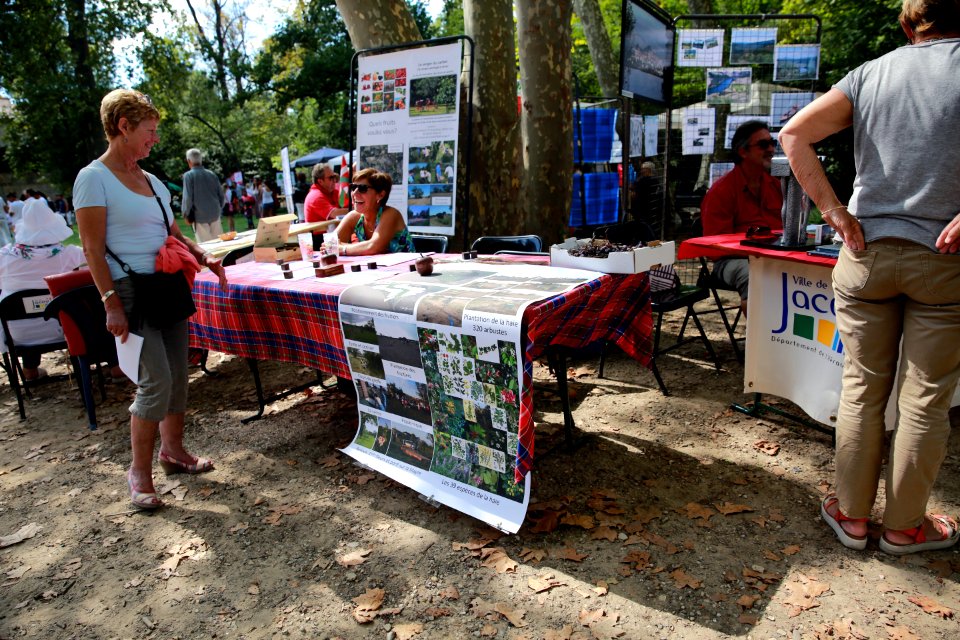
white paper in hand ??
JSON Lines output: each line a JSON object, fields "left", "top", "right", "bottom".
{"left": 115, "top": 333, "right": 144, "bottom": 385}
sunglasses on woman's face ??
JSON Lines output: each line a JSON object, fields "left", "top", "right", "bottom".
{"left": 350, "top": 183, "right": 371, "bottom": 193}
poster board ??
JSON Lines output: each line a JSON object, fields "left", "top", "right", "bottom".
{"left": 356, "top": 42, "right": 463, "bottom": 236}
{"left": 338, "top": 262, "right": 598, "bottom": 532}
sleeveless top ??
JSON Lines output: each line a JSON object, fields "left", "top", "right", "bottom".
{"left": 353, "top": 207, "right": 415, "bottom": 253}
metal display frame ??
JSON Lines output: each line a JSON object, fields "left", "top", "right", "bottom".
{"left": 347, "top": 35, "right": 475, "bottom": 249}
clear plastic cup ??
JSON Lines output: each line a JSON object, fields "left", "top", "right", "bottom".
{"left": 323, "top": 232, "right": 339, "bottom": 257}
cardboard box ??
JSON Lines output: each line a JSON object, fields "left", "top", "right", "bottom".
{"left": 550, "top": 238, "right": 675, "bottom": 274}
{"left": 253, "top": 213, "right": 301, "bottom": 263}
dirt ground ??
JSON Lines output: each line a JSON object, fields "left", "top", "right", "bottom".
{"left": 2, "top": 304, "right": 959, "bottom": 640}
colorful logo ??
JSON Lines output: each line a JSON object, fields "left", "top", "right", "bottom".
{"left": 771, "top": 272, "right": 843, "bottom": 353}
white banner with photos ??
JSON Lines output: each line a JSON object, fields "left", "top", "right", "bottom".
{"left": 356, "top": 42, "right": 462, "bottom": 236}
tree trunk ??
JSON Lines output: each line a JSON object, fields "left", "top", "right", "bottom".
{"left": 572, "top": 0, "right": 618, "bottom": 99}
{"left": 516, "top": 0, "right": 574, "bottom": 243}
{"left": 335, "top": 0, "right": 423, "bottom": 49}
{"left": 63, "top": 0, "right": 103, "bottom": 185}
{"left": 462, "top": 0, "right": 522, "bottom": 240}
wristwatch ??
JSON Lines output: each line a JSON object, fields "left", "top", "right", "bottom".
{"left": 100, "top": 289, "right": 116, "bottom": 303}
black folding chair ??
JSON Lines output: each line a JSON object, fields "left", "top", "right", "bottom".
{"left": 599, "top": 262, "right": 721, "bottom": 396}
{"left": 221, "top": 245, "right": 254, "bottom": 267}
{"left": 471, "top": 235, "right": 543, "bottom": 254}
{"left": 411, "top": 234, "right": 449, "bottom": 254}
{"left": 0, "top": 289, "right": 69, "bottom": 419}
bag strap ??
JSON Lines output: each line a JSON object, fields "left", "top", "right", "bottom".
{"left": 105, "top": 171, "right": 171, "bottom": 274}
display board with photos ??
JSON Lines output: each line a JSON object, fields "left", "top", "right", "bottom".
{"left": 668, "top": 14, "right": 821, "bottom": 204}
{"left": 355, "top": 41, "right": 464, "bottom": 237}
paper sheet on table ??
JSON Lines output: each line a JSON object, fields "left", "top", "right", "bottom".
{"left": 116, "top": 333, "right": 143, "bottom": 385}
{"left": 323, "top": 269, "right": 401, "bottom": 285}
{"left": 374, "top": 253, "right": 421, "bottom": 267}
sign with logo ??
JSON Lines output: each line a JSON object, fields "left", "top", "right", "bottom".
{"left": 744, "top": 257, "right": 843, "bottom": 425}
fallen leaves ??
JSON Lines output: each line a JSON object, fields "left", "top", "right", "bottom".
{"left": 753, "top": 440, "right": 780, "bottom": 456}
{"left": 714, "top": 502, "right": 754, "bottom": 515}
{"left": 0, "top": 522, "right": 42, "bottom": 548}
{"left": 337, "top": 548, "right": 372, "bottom": 567}
{"left": 907, "top": 595, "right": 953, "bottom": 619}
{"left": 669, "top": 568, "right": 703, "bottom": 589}
{"left": 479, "top": 547, "right": 518, "bottom": 574}
{"left": 262, "top": 503, "right": 304, "bottom": 525}
{"left": 684, "top": 503, "right": 715, "bottom": 521}
{"left": 560, "top": 514, "right": 596, "bottom": 530}
{"left": 553, "top": 547, "right": 589, "bottom": 562}
{"left": 352, "top": 588, "right": 385, "bottom": 623}
{"left": 781, "top": 573, "right": 830, "bottom": 616}
{"left": 528, "top": 574, "right": 566, "bottom": 593}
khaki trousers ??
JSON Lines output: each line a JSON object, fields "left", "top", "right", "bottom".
{"left": 832, "top": 238, "right": 960, "bottom": 530}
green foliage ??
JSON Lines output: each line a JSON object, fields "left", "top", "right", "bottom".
{"left": 432, "top": 0, "right": 464, "bottom": 37}
{"left": 0, "top": 0, "right": 156, "bottom": 190}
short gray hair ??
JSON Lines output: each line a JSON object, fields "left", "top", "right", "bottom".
{"left": 186, "top": 148, "right": 203, "bottom": 165}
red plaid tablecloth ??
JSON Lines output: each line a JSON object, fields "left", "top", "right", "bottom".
{"left": 190, "top": 256, "right": 653, "bottom": 479}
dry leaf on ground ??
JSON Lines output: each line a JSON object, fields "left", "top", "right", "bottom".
{"left": 352, "top": 588, "right": 385, "bottom": 624}
{"left": 561, "top": 514, "right": 596, "bottom": 530}
{"left": 519, "top": 547, "right": 547, "bottom": 563}
{"left": 684, "top": 503, "right": 716, "bottom": 521}
{"left": 393, "top": 622, "right": 424, "bottom": 639}
{"left": 669, "top": 568, "right": 703, "bottom": 589}
{"left": 528, "top": 574, "right": 566, "bottom": 593}
{"left": 337, "top": 548, "right": 372, "bottom": 567}
{"left": 554, "top": 547, "right": 589, "bottom": 562}
{"left": 715, "top": 502, "right": 754, "bottom": 515}
{"left": 479, "top": 547, "right": 517, "bottom": 574}
{"left": 493, "top": 602, "right": 526, "bottom": 627}
{"left": 753, "top": 440, "right": 780, "bottom": 456}
{"left": 0, "top": 522, "right": 42, "bottom": 548}
{"left": 590, "top": 526, "right": 618, "bottom": 542}
{"left": 907, "top": 595, "right": 953, "bottom": 619}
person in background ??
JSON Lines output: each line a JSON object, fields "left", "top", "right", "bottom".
{"left": 73, "top": 89, "right": 227, "bottom": 511}
{"left": 292, "top": 172, "right": 308, "bottom": 222}
{"left": 260, "top": 180, "right": 276, "bottom": 217}
{"left": 252, "top": 177, "right": 263, "bottom": 219}
{"left": 331, "top": 168, "right": 414, "bottom": 256}
{"left": 0, "top": 199, "right": 86, "bottom": 380}
{"left": 700, "top": 120, "right": 784, "bottom": 316}
{"left": 181, "top": 148, "right": 224, "bottom": 242}
{"left": 780, "top": 0, "right": 960, "bottom": 555}
{"left": 7, "top": 193, "right": 25, "bottom": 230}
{"left": 220, "top": 181, "right": 237, "bottom": 231}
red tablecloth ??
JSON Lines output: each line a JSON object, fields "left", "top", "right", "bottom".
{"left": 678, "top": 233, "right": 838, "bottom": 267}
{"left": 189, "top": 254, "right": 653, "bottom": 479}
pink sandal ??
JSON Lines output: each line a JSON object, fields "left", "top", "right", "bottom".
{"left": 879, "top": 514, "right": 960, "bottom": 556}
{"left": 127, "top": 469, "right": 163, "bottom": 510}
{"left": 158, "top": 450, "right": 215, "bottom": 475}
{"left": 821, "top": 495, "right": 868, "bottom": 550}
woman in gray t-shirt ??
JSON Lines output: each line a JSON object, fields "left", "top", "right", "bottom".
{"left": 780, "top": 0, "right": 960, "bottom": 556}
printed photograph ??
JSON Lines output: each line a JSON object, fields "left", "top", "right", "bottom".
{"left": 676, "top": 29, "right": 724, "bottom": 67}
{"left": 341, "top": 282, "right": 445, "bottom": 316}
{"left": 407, "top": 204, "right": 430, "bottom": 226}
{"left": 359, "top": 144, "right": 404, "bottom": 186}
{"left": 706, "top": 68, "right": 752, "bottom": 105}
{"left": 382, "top": 423, "right": 434, "bottom": 471}
{"left": 427, "top": 204, "right": 453, "bottom": 227}
{"left": 356, "top": 379, "right": 388, "bottom": 412}
{"left": 725, "top": 115, "right": 770, "bottom": 148}
{"left": 709, "top": 162, "right": 735, "bottom": 188}
{"left": 385, "top": 375, "right": 433, "bottom": 426}
{"left": 347, "top": 346, "right": 385, "bottom": 379}
{"left": 770, "top": 92, "right": 815, "bottom": 127}
{"left": 774, "top": 44, "right": 820, "bottom": 81}
{"left": 729, "top": 28, "right": 777, "bottom": 65}
{"left": 341, "top": 311, "right": 379, "bottom": 346}
{"left": 374, "top": 317, "right": 423, "bottom": 368}
{"left": 417, "top": 289, "right": 489, "bottom": 327}
{"left": 353, "top": 412, "right": 384, "bottom": 450}
{"left": 409, "top": 74, "right": 458, "bottom": 116}
{"left": 408, "top": 140, "right": 456, "bottom": 182}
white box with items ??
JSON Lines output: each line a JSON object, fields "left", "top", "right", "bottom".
{"left": 549, "top": 238, "right": 675, "bottom": 274}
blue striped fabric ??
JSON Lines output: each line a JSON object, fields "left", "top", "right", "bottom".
{"left": 573, "top": 108, "right": 617, "bottom": 163}
{"left": 569, "top": 172, "right": 621, "bottom": 226}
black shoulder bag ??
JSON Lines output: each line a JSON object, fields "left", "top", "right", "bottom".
{"left": 106, "top": 177, "right": 196, "bottom": 330}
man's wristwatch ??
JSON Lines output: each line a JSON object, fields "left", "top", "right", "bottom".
{"left": 100, "top": 289, "right": 116, "bottom": 303}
